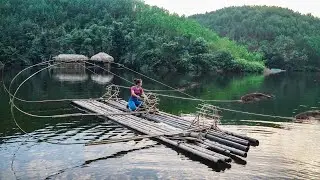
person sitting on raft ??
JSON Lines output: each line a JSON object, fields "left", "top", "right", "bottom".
{"left": 127, "top": 78, "right": 145, "bottom": 111}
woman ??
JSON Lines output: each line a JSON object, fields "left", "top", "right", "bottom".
{"left": 127, "top": 79, "right": 145, "bottom": 111}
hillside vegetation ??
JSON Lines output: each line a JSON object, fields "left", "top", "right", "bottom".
{"left": 191, "top": 6, "right": 320, "bottom": 71}
{"left": 0, "top": 0, "right": 264, "bottom": 72}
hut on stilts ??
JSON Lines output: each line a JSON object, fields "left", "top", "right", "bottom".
{"left": 52, "top": 54, "right": 89, "bottom": 82}
{"left": 53, "top": 54, "right": 89, "bottom": 69}
{"left": 89, "top": 52, "right": 114, "bottom": 70}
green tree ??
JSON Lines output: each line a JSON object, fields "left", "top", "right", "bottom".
{"left": 191, "top": 6, "right": 320, "bottom": 71}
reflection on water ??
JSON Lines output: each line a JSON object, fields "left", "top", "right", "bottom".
{"left": 51, "top": 63, "right": 114, "bottom": 84}
{"left": 0, "top": 67, "right": 320, "bottom": 179}
{"left": 91, "top": 74, "right": 114, "bottom": 85}
{"left": 1, "top": 123, "right": 319, "bottom": 179}
{"left": 52, "top": 63, "right": 88, "bottom": 82}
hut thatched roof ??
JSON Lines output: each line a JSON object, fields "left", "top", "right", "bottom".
{"left": 90, "top": 52, "right": 114, "bottom": 62}
{"left": 53, "top": 54, "right": 89, "bottom": 62}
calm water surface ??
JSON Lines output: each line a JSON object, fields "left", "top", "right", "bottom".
{"left": 0, "top": 65, "right": 319, "bottom": 179}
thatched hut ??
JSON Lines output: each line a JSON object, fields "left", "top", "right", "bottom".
{"left": 53, "top": 54, "right": 89, "bottom": 62}
{"left": 89, "top": 52, "right": 114, "bottom": 69}
{"left": 53, "top": 54, "right": 89, "bottom": 69}
{"left": 90, "top": 52, "right": 114, "bottom": 62}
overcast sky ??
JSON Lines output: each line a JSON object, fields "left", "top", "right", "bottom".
{"left": 143, "top": 0, "right": 320, "bottom": 17}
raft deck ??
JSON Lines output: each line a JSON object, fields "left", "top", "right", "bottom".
{"left": 72, "top": 99, "right": 259, "bottom": 166}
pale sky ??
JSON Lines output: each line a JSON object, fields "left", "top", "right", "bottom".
{"left": 143, "top": 0, "right": 320, "bottom": 17}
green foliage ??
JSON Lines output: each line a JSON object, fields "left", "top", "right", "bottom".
{"left": 190, "top": 6, "right": 320, "bottom": 71}
{"left": 0, "top": 0, "right": 264, "bottom": 73}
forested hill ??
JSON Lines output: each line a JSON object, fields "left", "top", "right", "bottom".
{"left": 190, "top": 6, "right": 320, "bottom": 71}
{"left": 0, "top": 0, "right": 264, "bottom": 73}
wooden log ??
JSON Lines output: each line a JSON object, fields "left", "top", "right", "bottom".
{"left": 200, "top": 133, "right": 249, "bottom": 152}
{"left": 207, "top": 131, "right": 250, "bottom": 146}
{"left": 189, "top": 133, "right": 247, "bottom": 157}
{"left": 196, "top": 143, "right": 232, "bottom": 163}
{"left": 200, "top": 141, "right": 231, "bottom": 156}
{"left": 183, "top": 143, "right": 228, "bottom": 163}
{"left": 202, "top": 140, "right": 247, "bottom": 158}
{"left": 222, "top": 130, "right": 259, "bottom": 146}
{"left": 158, "top": 137, "right": 223, "bottom": 163}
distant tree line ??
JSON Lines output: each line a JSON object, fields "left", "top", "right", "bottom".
{"left": 190, "top": 6, "right": 320, "bottom": 71}
{"left": 0, "top": 0, "right": 264, "bottom": 73}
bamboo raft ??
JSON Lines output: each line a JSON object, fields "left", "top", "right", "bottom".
{"left": 72, "top": 99, "right": 259, "bottom": 167}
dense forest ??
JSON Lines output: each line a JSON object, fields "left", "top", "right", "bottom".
{"left": 0, "top": 0, "right": 264, "bottom": 73}
{"left": 190, "top": 6, "right": 320, "bottom": 71}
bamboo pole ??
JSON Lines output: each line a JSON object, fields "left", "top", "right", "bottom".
{"left": 202, "top": 140, "right": 247, "bottom": 158}
{"left": 200, "top": 133, "right": 249, "bottom": 152}
{"left": 185, "top": 143, "right": 231, "bottom": 163}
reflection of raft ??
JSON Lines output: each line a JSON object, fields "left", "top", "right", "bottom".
{"left": 295, "top": 110, "right": 320, "bottom": 121}
{"left": 241, "top": 93, "right": 273, "bottom": 103}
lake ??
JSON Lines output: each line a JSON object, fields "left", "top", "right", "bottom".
{"left": 0, "top": 64, "right": 320, "bottom": 179}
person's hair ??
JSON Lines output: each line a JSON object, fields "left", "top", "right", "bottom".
{"left": 134, "top": 78, "right": 142, "bottom": 85}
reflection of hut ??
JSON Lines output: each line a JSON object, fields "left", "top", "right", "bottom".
{"left": 89, "top": 52, "right": 114, "bottom": 69}
{"left": 54, "top": 73, "right": 88, "bottom": 82}
{"left": 52, "top": 63, "right": 88, "bottom": 83}
{"left": 91, "top": 74, "right": 114, "bottom": 85}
